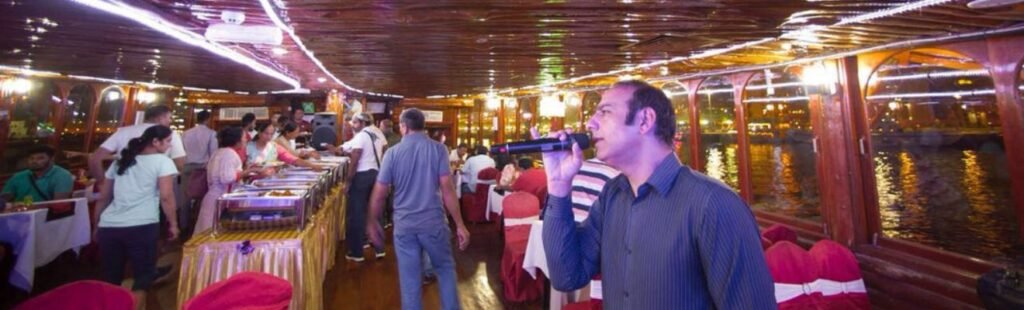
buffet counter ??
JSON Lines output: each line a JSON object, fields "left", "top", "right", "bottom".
{"left": 176, "top": 157, "right": 348, "bottom": 310}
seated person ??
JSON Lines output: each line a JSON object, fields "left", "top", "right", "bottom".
{"left": 2, "top": 145, "right": 74, "bottom": 204}
{"left": 460, "top": 146, "right": 495, "bottom": 193}
{"left": 274, "top": 122, "right": 320, "bottom": 160}
{"left": 510, "top": 158, "right": 547, "bottom": 204}
{"left": 496, "top": 157, "right": 528, "bottom": 191}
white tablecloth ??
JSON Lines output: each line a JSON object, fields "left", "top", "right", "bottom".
{"left": 0, "top": 198, "right": 91, "bottom": 291}
{"left": 484, "top": 185, "right": 506, "bottom": 220}
{"left": 521, "top": 215, "right": 589, "bottom": 310}
{"left": 454, "top": 172, "right": 462, "bottom": 198}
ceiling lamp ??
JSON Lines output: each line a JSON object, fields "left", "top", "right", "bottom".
{"left": 205, "top": 11, "right": 283, "bottom": 45}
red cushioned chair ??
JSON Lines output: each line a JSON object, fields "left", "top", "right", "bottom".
{"left": 183, "top": 272, "right": 292, "bottom": 310}
{"left": 766, "top": 241, "right": 824, "bottom": 309}
{"left": 499, "top": 192, "right": 544, "bottom": 302}
{"left": 502, "top": 192, "right": 540, "bottom": 245}
{"left": 15, "top": 280, "right": 134, "bottom": 310}
{"left": 460, "top": 167, "right": 500, "bottom": 223}
{"left": 809, "top": 240, "right": 871, "bottom": 310}
{"left": 762, "top": 224, "right": 799, "bottom": 245}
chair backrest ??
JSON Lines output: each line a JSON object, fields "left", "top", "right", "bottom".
{"left": 15, "top": 280, "right": 134, "bottom": 310}
{"left": 762, "top": 224, "right": 798, "bottom": 245}
{"left": 765, "top": 241, "right": 823, "bottom": 309}
{"left": 478, "top": 167, "right": 500, "bottom": 181}
{"left": 809, "top": 240, "right": 871, "bottom": 309}
{"left": 502, "top": 192, "right": 540, "bottom": 220}
{"left": 183, "top": 272, "right": 292, "bottom": 310}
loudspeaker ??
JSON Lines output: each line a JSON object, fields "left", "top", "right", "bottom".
{"left": 310, "top": 112, "right": 337, "bottom": 151}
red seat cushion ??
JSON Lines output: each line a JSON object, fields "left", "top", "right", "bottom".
{"left": 16, "top": 280, "right": 134, "bottom": 310}
{"left": 502, "top": 192, "right": 540, "bottom": 219}
{"left": 765, "top": 241, "right": 824, "bottom": 309}
{"left": 762, "top": 224, "right": 798, "bottom": 245}
{"left": 183, "top": 272, "right": 292, "bottom": 310}
{"left": 809, "top": 240, "right": 871, "bottom": 310}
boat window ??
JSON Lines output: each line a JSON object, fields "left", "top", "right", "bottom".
{"left": 501, "top": 98, "right": 519, "bottom": 143}
{"left": 743, "top": 68, "right": 819, "bottom": 221}
{"left": 663, "top": 82, "right": 691, "bottom": 166}
{"left": 58, "top": 85, "right": 96, "bottom": 167}
{"left": 94, "top": 87, "right": 125, "bottom": 144}
{"left": 865, "top": 48, "right": 1017, "bottom": 259}
{"left": 697, "top": 76, "right": 739, "bottom": 190}
{"left": 1, "top": 79, "right": 59, "bottom": 175}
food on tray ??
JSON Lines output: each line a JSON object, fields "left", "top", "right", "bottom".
{"left": 264, "top": 189, "right": 296, "bottom": 197}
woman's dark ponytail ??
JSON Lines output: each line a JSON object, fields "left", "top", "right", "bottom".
{"left": 116, "top": 125, "right": 172, "bottom": 175}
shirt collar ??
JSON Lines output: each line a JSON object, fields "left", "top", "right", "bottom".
{"left": 616, "top": 153, "right": 682, "bottom": 198}
{"left": 404, "top": 132, "right": 429, "bottom": 140}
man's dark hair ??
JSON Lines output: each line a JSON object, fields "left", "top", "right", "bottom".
{"left": 196, "top": 110, "right": 211, "bottom": 123}
{"left": 457, "top": 143, "right": 468, "bottom": 150}
{"left": 276, "top": 115, "right": 291, "bottom": 124}
{"left": 241, "top": 113, "right": 256, "bottom": 126}
{"left": 27, "top": 145, "right": 55, "bottom": 158}
{"left": 517, "top": 158, "right": 533, "bottom": 170}
{"left": 615, "top": 80, "right": 676, "bottom": 146}
{"left": 400, "top": 108, "right": 426, "bottom": 131}
{"left": 474, "top": 145, "right": 488, "bottom": 156}
{"left": 143, "top": 105, "right": 172, "bottom": 122}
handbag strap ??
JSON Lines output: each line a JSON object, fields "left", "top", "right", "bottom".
{"left": 28, "top": 173, "right": 52, "bottom": 201}
{"left": 364, "top": 130, "right": 382, "bottom": 169}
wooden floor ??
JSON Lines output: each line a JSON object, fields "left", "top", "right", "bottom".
{"left": 323, "top": 222, "right": 543, "bottom": 310}
{"left": 4, "top": 221, "right": 543, "bottom": 310}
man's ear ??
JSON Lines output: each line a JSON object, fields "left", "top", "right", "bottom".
{"left": 638, "top": 107, "right": 657, "bottom": 134}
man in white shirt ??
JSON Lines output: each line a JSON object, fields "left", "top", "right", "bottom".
{"left": 448, "top": 144, "right": 468, "bottom": 166}
{"left": 180, "top": 110, "right": 217, "bottom": 237}
{"left": 342, "top": 112, "right": 387, "bottom": 261}
{"left": 460, "top": 146, "right": 495, "bottom": 194}
{"left": 88, "top": 105, "right": 186, "bottom": 181}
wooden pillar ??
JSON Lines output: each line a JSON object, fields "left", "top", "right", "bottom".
{"left": 49, "top": 81, "right": 70, "bottom": 148}
{"left": 686, "top": 79, "right": 703, "bottom": 171}
{"left": 812, "top": 57, "right": 872, "bottom": 246}
{"left": 496, "top": 99, "right": 506, "bottom": 143}
{"left": 122, "top": 86, "right": 138, "bottom": 125}
{"left": 730, "top": 72, "right": 755, "bottom": 202}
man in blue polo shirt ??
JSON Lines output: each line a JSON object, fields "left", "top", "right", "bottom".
{"left": 2, "top": 145, "right": 74, "bottom": 204}
{"left": 367, "top": 108, "right": 470, "bottom": 310}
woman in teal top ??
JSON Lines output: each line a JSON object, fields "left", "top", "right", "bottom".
{"left": 93, "top": 125, "right": 179, "bottom": 307}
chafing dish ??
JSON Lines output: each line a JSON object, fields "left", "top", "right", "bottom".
{"left": 214, "top": 189, "right": 312, "bottom": 232}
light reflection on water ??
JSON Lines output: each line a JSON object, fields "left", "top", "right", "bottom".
{"left": 700, "top": 141, "right": 1020, "bottom": 259}
{"left": 874, "top": 146, "right": 1020, "bottom": 259}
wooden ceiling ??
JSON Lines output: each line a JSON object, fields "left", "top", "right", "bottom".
{"left": 0, "top": 0, "right": 298, "bottom": 91}
{"left": 2, "top": 0, "right": 1024, "bottom": 97}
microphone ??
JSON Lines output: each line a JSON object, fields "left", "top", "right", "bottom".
{"left": 490, "top": 133, "right": 591, "bottom": 155}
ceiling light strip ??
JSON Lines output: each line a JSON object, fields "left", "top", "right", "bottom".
{"left": 0, "top": 64, "right": 287, "bottom": 93}
{"left": 258, "top": 0, "right": 403, "bottom": 99}
{"left": 72, "top": 0, "right": 300, "bottom": 89}
{"left": 499, "top": 0, "right": 954, "bottom": 96}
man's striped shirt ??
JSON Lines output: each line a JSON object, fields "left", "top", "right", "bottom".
{"left": 571, "top": 159, "right": 621, "bottom": 215}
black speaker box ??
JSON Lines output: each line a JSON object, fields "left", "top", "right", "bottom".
{"left": 311, "top": 113, "right": 338, "bottom": 151}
